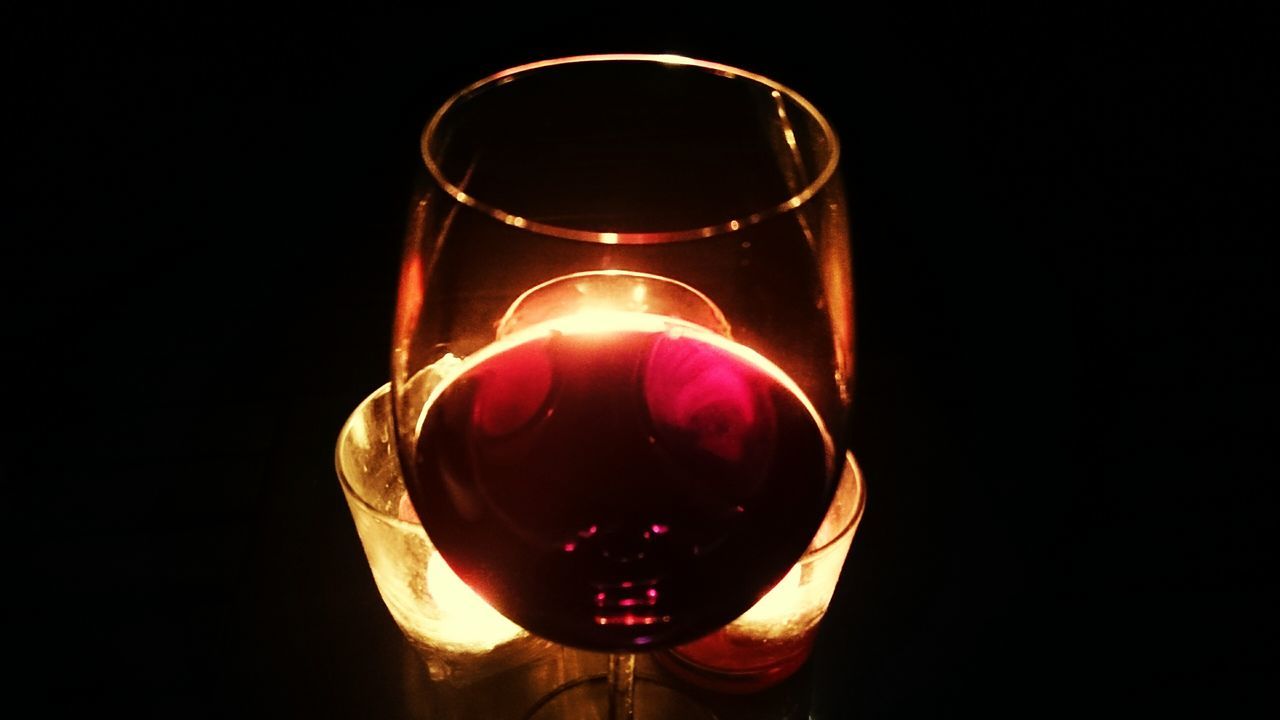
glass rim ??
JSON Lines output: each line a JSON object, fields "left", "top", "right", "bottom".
{"left": 336, "top": 383, "right": 864, "bottom": 554}
{"left": 420, "top": 53, "right": 842, "bottom": 245}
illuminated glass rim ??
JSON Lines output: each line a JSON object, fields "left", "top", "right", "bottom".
{"left": 420, "top": 54, "right": 841, "bottom": 244}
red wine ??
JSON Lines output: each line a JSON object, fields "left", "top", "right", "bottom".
{"left": 407, "top": 313, "right": 833, "bottom": 650}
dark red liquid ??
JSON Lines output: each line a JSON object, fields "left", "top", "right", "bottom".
{"left": 407, "top": 316, "right": 832, "bottom": 650}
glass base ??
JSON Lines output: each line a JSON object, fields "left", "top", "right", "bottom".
{"left": 524, "top": 674, "right": 717, "bottom": 720}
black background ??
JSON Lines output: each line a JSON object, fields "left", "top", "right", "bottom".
{"left": 9, "top": 5, "right": 1273, "bottom": 717}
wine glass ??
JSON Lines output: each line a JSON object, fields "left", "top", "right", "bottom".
{"left": 391, "top": 54, "right": 852, "bottom": 719}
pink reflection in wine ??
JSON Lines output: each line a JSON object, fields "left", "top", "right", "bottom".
{"left": 644, "top": 331, "right": 773, "bottom": 464}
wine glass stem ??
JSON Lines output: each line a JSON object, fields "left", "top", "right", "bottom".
{"left": 607, "top": 653, "right": 636, "bottom": 720}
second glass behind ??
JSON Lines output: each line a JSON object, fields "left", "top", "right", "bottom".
{"left": 392, "top": 55, "right": 853, "bottom": 659}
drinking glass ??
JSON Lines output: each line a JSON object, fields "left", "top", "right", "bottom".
{"left": 391, "top": 54, "right": 852, "bottom": 719}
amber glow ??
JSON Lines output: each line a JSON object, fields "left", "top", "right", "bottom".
{"left": 397, "top": 197, "right": 429, "bottom": 338}
{"left": 424, "top": 552, "right": 525, "bottom": 650}
{"left": 392, "top": 209, "right": 427, "bottom": 388}
{"left": 495, "top": 271, "right": 733, "bottom": 341}
{"left": 394, "top": 491, "right": 524, "bottom": 651}
{"left": 734, "top": 563, "right": 808, "bottom": 630}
